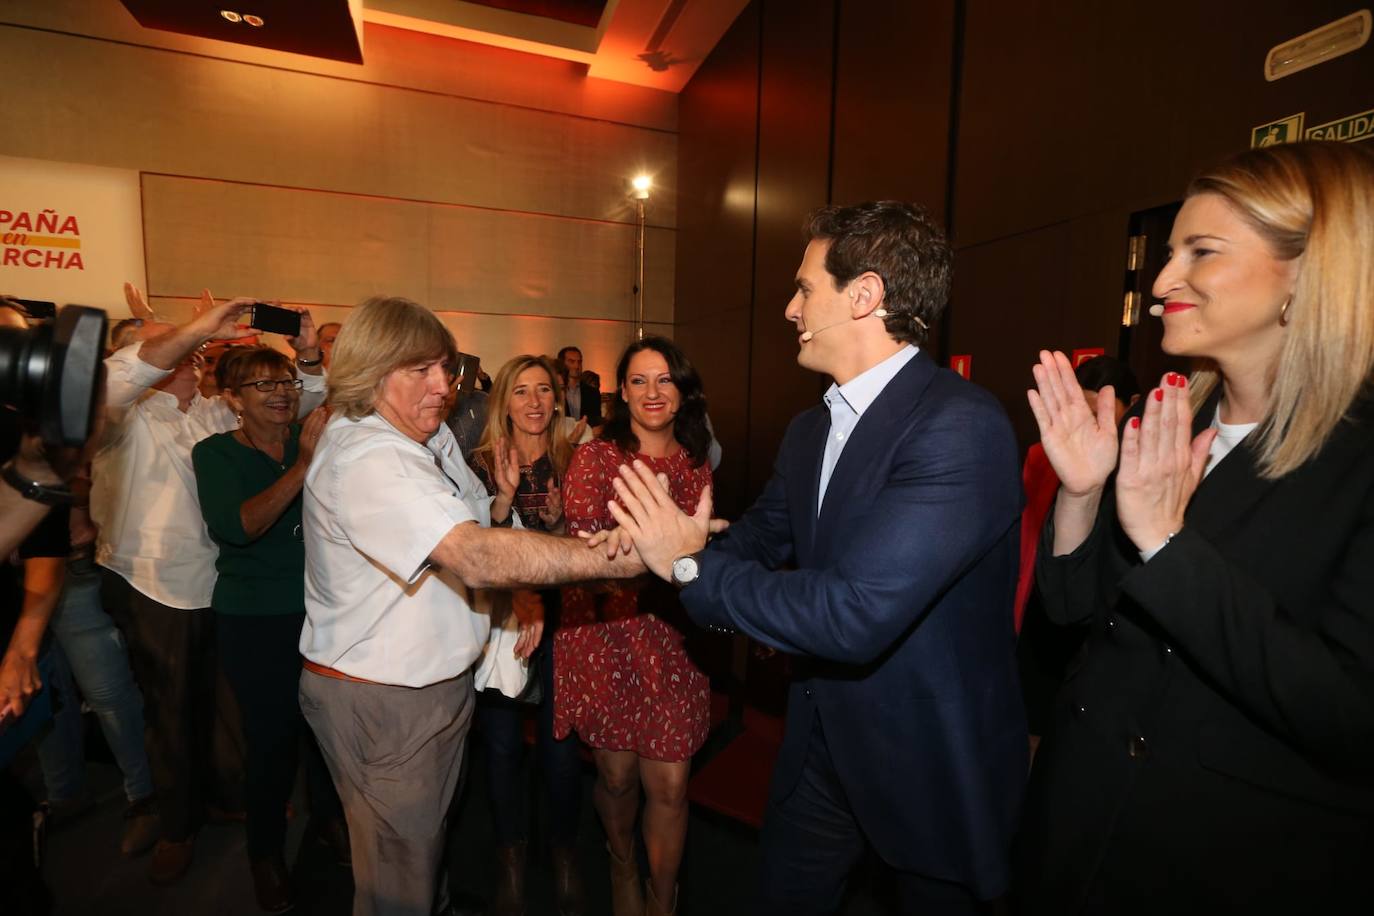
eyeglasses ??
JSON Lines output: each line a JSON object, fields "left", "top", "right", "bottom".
{"left": 239, "top": 378, "right": 304, "bottom": 392}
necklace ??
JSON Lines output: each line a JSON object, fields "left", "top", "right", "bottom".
{"left": 239, "top": 424, "right": 287, "bottom": 471}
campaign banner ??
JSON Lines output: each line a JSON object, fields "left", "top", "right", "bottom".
{"left": 0, "top": 155, "right": 144, "bottom": 315}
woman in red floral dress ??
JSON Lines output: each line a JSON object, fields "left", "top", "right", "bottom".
{"left": 555, "top": 337, "right": 713, "bottom": 916}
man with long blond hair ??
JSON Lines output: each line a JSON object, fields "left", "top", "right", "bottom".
{"left": 298, "top": 297, "right": 643, "bottom": 916}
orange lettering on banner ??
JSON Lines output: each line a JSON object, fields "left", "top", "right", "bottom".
{"left": 2, "top": 247, "right": 84, "bottom": 270}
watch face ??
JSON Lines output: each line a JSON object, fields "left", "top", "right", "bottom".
{"left": 672, "top": 555, "right": 698, "bottom": 583}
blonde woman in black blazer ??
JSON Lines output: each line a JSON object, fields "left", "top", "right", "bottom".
{"left": 1016, "top": 141, "right": 1374, "bottom": 913}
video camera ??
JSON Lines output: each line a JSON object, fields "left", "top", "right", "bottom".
{"left": 0, "top": 297, "right": 108, "bottom": 447}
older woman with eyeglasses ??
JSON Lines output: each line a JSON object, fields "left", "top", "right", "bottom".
{"left": 191, "top": 347, "right": 345, "bottom": 912}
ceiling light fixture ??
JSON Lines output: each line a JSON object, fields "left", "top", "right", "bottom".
{"left": 1265, "top": 10, "right": 1370, "bottom": 81}
{"left": 219, "top": 10, "right": 241, "bottom": 23}
{"left": 243, "top": 14, "right": 264, "bottom": 27}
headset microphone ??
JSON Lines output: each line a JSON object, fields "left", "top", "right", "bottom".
{"left": 799, "top": 308, "right": 890, "bottom": 343}
{"left": 800, "top": 320, "right": 847, "bottom": 343}
{"left": 1148, "top": 303, "right": 1165, "bottom": 318}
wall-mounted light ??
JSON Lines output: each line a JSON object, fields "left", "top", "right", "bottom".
{"left": 629, "top": 176, "right": 653, "bottom": 339}
{"left": 220, "top": 10, "right": 242, "bottom": 22}
{"left": 1265, "top": 10, "right": 1370, "bottom": 81}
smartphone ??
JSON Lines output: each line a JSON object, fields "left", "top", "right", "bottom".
{"left": 248, "top": 302, "right": 301, "bottom": 338}
{"left": 454, "top": 352, "right": 481, "bottom": 395}
{"left": 3, "top": 297, "right": 57, "bottom": 322}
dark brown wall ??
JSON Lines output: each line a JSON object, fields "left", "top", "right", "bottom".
{"left": 745, "top": 0, "right": 839, "bottom": 497}
{"left": 830, "top": 0, "right": 956, "bottom": 215}
{"left": 677, "top": 0, "right": 958, "bottom": 508}
{"left": 674, "top": 3, "right": 761, "bottom": 516}
{"left": 949, "top": 0, "right": 1374, "bottom": 451}
{"left": 682, "top": 1, "right": 1374, "bottom": 508}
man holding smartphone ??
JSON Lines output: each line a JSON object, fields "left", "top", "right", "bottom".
{"left": 91, "top": 285, "right": 326, "bottom": 885}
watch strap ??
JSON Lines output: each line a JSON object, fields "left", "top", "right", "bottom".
{"left": 2, "top": 461, "right": 73, "bottom": 506}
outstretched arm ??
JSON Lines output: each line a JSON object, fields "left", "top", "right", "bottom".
{"left": 430, "top": 522, "right": 643, "bottom": 590}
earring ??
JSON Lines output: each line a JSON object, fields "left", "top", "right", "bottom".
{"left": 1279, "top": 297, "right": 1292, "bottom": 326}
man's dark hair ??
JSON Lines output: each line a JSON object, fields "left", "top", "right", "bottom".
{"left": 1074, "top": 355, "right": 1141, "bottom": 405}
{"left": 804, "top": 201, "right": 952, "bottom": 345}
{"left": 601, "top": 336, "right": 711, "bottom": 467}
{"left": 556, "top": 346, "right": 582, "bottom": 364}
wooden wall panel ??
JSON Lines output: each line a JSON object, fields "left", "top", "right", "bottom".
{"left": 142, "top": 175, "right": 674, "bottom": 323}
{"left": 0, "top": 26, "right": 677, "bottom": 228}
{"left": 745, "top": 0, "right": 836, "bottom": 497}
{"left": 830, "top": 0, "right": 956, "bottom": 216}
{"left": 954, "top": 0, "right": 1374, "bottom": 249}
{"left": 948, "top": 208, "right": 1125, "bottom": 452}
{"left": 674, "top": 2, "right": 761, "bottom": 516}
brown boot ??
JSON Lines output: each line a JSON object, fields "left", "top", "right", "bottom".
{"left": 607, "top": 843, "right": 643, "bottom": 916}
{"left": 550, "top": 845, "right": 588, "bottom": 916}
{"left": 148, "top": 836, "right": 195, "bottom": 886}
{"left": 645, "top": 881, "right": 677, "bottom": 916}
{"left": 486, "top": 844, "right": 526, "bottom": 916}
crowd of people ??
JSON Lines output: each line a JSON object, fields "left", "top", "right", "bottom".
{"left": 1, "top": 139, "right": 1372, "bottom": 916}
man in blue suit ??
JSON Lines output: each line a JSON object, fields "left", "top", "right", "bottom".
{"left": 606, "top": 201, "right": 1027, "bottom": 913}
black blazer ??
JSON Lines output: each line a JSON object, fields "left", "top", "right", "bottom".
{"left": 1016, "top": 391, "right": 1374, "bottom": 914}
{"left": 686, "top": 351, "right": 1028, "bottom": 897}
{"left": 565, "top": 380, "right": 602, "bottom": 427}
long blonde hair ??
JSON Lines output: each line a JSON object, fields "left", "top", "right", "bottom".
{"left": 327, "top": 297, "right": 457, "bottom": 420}
{"left": 470, "top": 355, "right": 572, "bottom": 481}
{"left": 1185, "top": 142, "right": 1374, "bottom": 479}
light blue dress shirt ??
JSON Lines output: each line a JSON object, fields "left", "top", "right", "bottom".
{"left": 817, "top": 345, "right": 919, "bottom": 513}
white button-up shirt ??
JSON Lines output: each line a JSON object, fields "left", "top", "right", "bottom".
{"left": 300, "top": 412, "right": 503, "bottom": 687}
{"left": 817, "top": 345, "right": 919, "bottom": 512}
{"left": 91, "top": 344, "right": 326, "bottom": 609}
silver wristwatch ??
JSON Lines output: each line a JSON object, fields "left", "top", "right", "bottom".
{"left": 670, "top": 553, "right": 702, "bottom": 588}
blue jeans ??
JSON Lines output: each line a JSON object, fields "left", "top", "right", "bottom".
{"left": 36, "top": 558, "right": 154, "bottom": 804}
{"left": 477, "top": 613, "right": 583, "bottom": 847}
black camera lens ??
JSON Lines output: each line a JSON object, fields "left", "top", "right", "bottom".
{"left": 0, "top": 305, "right": 107, "bottom": 446}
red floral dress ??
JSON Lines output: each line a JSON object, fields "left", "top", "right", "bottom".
{"left": 553, "top": 439, "right": 713, "bottom": 762}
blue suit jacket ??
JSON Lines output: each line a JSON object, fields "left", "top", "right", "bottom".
{"left": 684, "top": 350, "right": 1028, "bottom": 897}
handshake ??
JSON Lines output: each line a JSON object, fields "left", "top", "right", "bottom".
{"left": 579, "top": 461, "right": 729, "bottom": 581}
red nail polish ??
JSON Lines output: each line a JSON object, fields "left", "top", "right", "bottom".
{"left": 1154, "top": 389, "right": 1164, "bottom": 401}
{"left": 1130, "top": 417, "right": 1140, "bottom": 429}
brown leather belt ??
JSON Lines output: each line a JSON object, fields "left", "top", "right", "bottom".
{"left": 303, "top": 659, "right": 381, "bottom": 686}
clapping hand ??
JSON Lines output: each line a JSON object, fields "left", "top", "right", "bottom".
{"left": 1027, "top": 350, "right": 1120, "bottom": 496}
{"left": 538, "top": 476, "right": 563, "bottom": 529}
{"left": 1115, "top": 373, "right": 1215, "bottom": 553}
